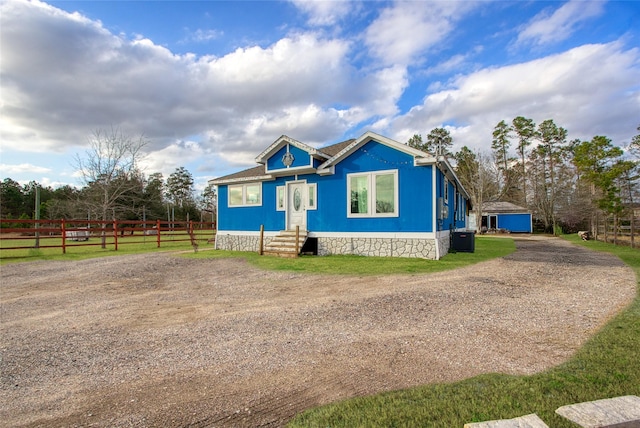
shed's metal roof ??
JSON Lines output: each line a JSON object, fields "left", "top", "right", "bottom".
{"left": 482, "top": 201, "right": 530, "bottom": 214}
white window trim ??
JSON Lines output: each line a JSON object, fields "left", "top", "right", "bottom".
{"left": 444, "top": 177, "right": 449, "bottom": 203}
{"left": 307, "top": 183, "right": 317, "bottom": 210}
{"left": 347, "top": 169, "right": 399, "bottom": 218}
{"left": 228, "top": 182, "right": 262, "bottom": 207}
{"left": 276, "top": 185, "right": 285, "bottom": 211}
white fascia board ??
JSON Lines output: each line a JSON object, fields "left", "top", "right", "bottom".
{"left": 414, "top": 156, "right": 436, "bottom": 166}
{"left": 267, "top": 166, "right": 316, "bottom": 177}
{"left": 255, "top": 135, "right": 328, "bottom": 164}
{"left": 358, "top": 131, "right": 430, "bottom": 158}
{"left": 317, "top": 165, "right": 335, "bottom": 176}
{"left": 308, "top": 231, "right": 436, "bottom": 239}
{"left": 216, "top": 230, "right": 281, "bottom": 237}
{"left": 210, "top": 175, "right": 274, "bottom": 185}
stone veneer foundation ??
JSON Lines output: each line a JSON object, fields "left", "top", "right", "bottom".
{"left": 215, "top": 232, "right": 451, "bottom": 260}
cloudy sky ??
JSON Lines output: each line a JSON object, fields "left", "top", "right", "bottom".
{"left": 1, "top": 0, "right": 639, "bottom": 192}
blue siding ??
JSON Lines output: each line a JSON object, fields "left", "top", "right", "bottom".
{"left": 217, "top": 140, "right": 438, "bottom": 233}
{"left": 306, "top": 141, "right": 433, "bottom": 232}
{"left": 267, "top": 144, "right": 311, "bottom": 171}
{"left": 498, "top": 213, "right": 532, "bottom": 233}
{"left": 435, "top": 170, "right": 468, "bottom": 231}
{"left": 217, "top": 177, "right": 286, "bottom": 231}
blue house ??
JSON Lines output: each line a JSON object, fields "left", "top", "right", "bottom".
{"left": 210, "top": 131, "right": 471, "bottom": 259}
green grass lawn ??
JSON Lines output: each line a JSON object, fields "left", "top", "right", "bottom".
{"left": 287, "top": 235, "right": 640, "bottom": 427}
{"left": 186, "top": 236, "right": 515, "bottom": 275}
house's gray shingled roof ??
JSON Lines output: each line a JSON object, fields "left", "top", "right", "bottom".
{"left": 213, "top": 165, "right": 267, "bottom": 182}
{"left": 318, "top": 139, "right": 356, "bottom": 157}
{"left": 212, "top": 138, "right": 356, "bottom": 183}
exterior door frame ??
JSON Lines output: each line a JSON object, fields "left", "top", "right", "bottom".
{"left": 489, "top": 215, "right": 498, "bottom": 230}
{"left": 286, "top": 180, "right": 307, "bottom": 231}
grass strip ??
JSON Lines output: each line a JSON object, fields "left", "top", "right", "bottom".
{"left": 287, "top": 235, "right": 639, "bottom": 427}
{"left": 186, "top": 236, "right": 515, "bottom": 275}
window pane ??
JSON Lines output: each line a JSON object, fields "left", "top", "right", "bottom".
{"left": 246, "top": 184, "right": 260, "bottom": 204}
{"left": 308, "top": 185, "right": 315, "bottom": 208}
{"left": 229, "top": 186, "right": 243, "bottom": 206}
{"left": 350, "top": 175, "right": 368, "bottom": 214}
{"left": 277, "top": 187, "right": 284, "bottom": 209}
{"left": 375, "top": 173, "right": 395, "bottom": 213}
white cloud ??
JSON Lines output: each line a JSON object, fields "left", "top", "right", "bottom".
{"left": 364, "top": 1, "right": 475, "bottom": 67}
{"left": 391, "top": 41, "right": 640, "bottom": 151}
{"left": 424, "top": 54, "right": 468, "bottom": 76}
{"left": 187, "top": 28, "right": 223, "bottom": 43}
{"left": 0, "top": 163, "right": 52, "bottom": 174}
{"left": 139, "top": 140, "right": 207, "bottom": 178}
{"left": 2, "top": 0, "right": 637, "bottom": 186}
{"left": 1, "top": 0, "right": 392, "bottom": 165}
{"left": 517, "top": 0, "right": 605, "bottom": 46}
{"left": 288, "top": 0, "right": 354, "bottom": 26}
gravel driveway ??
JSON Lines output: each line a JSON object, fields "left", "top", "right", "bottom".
{"left": 0, "top": 236, "right": 636, "bottom": 427}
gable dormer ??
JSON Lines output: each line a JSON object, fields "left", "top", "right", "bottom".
{"left": 255, "top": 135, "right": 331, "bottom": 176}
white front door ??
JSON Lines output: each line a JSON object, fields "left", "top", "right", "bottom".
{"left": 286, "top": 181, "right": 307, "bottom": 231}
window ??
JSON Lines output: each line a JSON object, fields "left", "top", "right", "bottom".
{"left": 307, "top": 183, "right": 317, "bottom": 210}
{"left": 229, "top": 186, "right": 243, "bottom": 206}
{"left": 458, "top": 193, "right": 465, "bottom": 221}
{"left": 347, "top": 170, "right": 398, "bottom": 217}
{"left": 276, "top": 186, "right": 285, "bottom": 211}
{"left": 228, "top": 183, "right": 262, "bottom": 207}
{"left": 443, "top": 177, "right": 449, "bottom": 203}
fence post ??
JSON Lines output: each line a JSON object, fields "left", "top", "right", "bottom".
{"left": 113, "top": 219, "right": 118, "bottom": 251}
{"left": 259, "top": 224, "right": 264, "bottom": 255}
{"left": 156, "top": 219, "right": 161, "bottom": 248}
{"left": 61, "top": 219, "right": 66, "bottom": 254}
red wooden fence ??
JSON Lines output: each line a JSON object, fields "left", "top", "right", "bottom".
{"left": 0, "top": 219, "right": 215, "bottom": 254}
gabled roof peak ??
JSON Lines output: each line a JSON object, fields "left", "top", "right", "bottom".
{"left": 255, "top": 135, "right": 329, "bottom": 164}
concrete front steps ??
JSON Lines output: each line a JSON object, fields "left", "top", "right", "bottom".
{"left": 263, "top": 230, "right": 308, "bottom": 258}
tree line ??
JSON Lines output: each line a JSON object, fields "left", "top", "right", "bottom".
{"left": 3, "top": 123, "right": 638, "bottom": 238}
{"left": 408, "top": 121, "right": 640, "bottom": 235}
{"left": 1, "top": 128, "right": 217, "bottom": 225}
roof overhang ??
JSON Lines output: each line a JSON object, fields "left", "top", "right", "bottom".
{"left": 209, "top": 174, "right": 274, "bottom": 186}
{"left": 255, "top": 135, "right": 330, "bottom": 164}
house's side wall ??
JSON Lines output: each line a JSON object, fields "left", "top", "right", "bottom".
{"left": 435, "top": 167, "right": 467, "bottom": 232}
{"left": 497, "top": 213, "right": 532, "bottom": 233}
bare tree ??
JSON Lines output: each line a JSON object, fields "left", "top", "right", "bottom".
{"left": 454, "top": 147, "right": 499, "bottom": 232}
{"left": 74, "top": 127, "right": 148, "bottom": 247}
